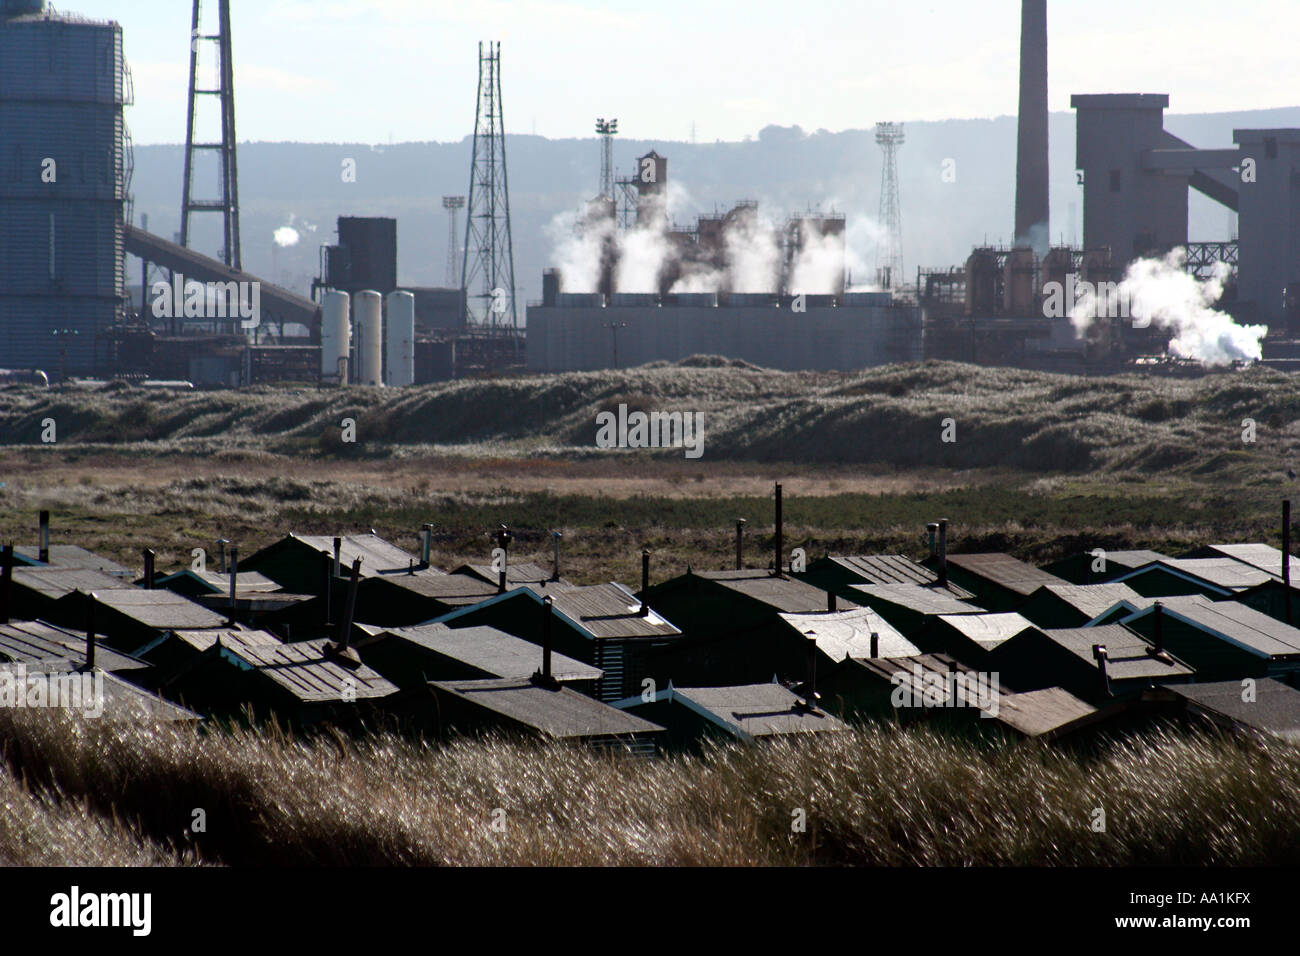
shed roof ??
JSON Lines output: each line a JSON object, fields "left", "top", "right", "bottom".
{"left": 0, "top": 620, "right": 146, "bottom": 671}
{"left": 430, "top": 678, "right": 663, "bottom": 739}
{"left": 1159, "top": 678, "right": 1300, "bottom": 740}
{"left": 851, "top": 653, "right": 995, "bottom": 708}
{"left": 1121, "top": 558, "right": 1275, "bottom": 592}
{"left": 372, "top": 570, "right": 499, "bottom": 604}
{"left": 1039, "top": 624, "right": 1195, "bottom": 681}
{"left": 285, "top": 533, "right": 419, "bottom": 576}
{"left": 14, "top": 545, "right": 132, "bottom": 578}
{"left": 0, "top": 661, "right": 199, "bottom": 722}
{"left": 944, "top": 553, "right": 1068, "bottom": 596}
{"left": 993, "top": 688, "right": 1097, "bottom": 738}
{"left": 167, "top": 627, "right": 283, "bottom": 654}
{"left": 543, "top": 583, "right": 681, "bottom": 639}
{"left": 826, "top": 554, "right": 943, "bottom": 586}
{"left": 697, "top": 570, "right": 843, "bottom": 613}
{"left": 777, "top": 606, "right": 920, "bottom": 660}
{"left": 225, "top": 638, "right": 397, "bottom": 703}
{"left": 1114, "top": 595, "right": 1300, "bottom": 659}
{"left": 76, "top": 588, "right": 230, "bottom": 631}
{"left": 1197, "top": 544, "right": 1299, "bottom": 579}
{"left": 670, "top": 683, "right": 850, "bottom": 738}
{"left": 934, "top": 612, "right": 1038, "bottom": 652}
{"left": 11, "top": 566, "right": 136, "bottom": 600}
{"left": 366, "top": 623, "right": 602, "bottom": 682}
{"left": 1027, "top": 583, "right": 1145, "bottom": 620}
{"left": 851, "top": 583, "right": 980, "bottom": 616}
{"left": 155, "top": 569, "right": 282, "bottom": 593}
{"left": 456, "top": 562, "right": 559, "bottom": 587}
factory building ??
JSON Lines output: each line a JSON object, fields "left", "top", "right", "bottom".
{"left": 0, "top": 0, "right": 130, "bottom": 376}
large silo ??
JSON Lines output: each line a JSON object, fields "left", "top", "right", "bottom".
{"left": 353, "top": 290, "right": 383, "bottom": 386}
{"left": 320, "top": 291, "right": 350, "bottom": 383}
{"left": 0, "top": 2, "right": 130, "bottom": 376}
{"left": 384, "top": 291, "right": 414, "bottom": 386}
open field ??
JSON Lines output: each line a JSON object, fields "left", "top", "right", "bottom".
{"left": 1, "top": 708, "right": 1297, "bottom": 866}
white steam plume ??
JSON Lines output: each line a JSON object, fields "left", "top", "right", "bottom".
{"left": 1071, "top": 248, "right": 1266, "bottom": 367}
{"left": 273, "top": 226, "right": 300, "bottom": 247}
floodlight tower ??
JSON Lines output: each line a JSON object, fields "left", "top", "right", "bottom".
{"left": 442, "top": 196, "right": 465, "bottom": 286}
{"left": 596, "top": 117, "right": 618, "bottom": 200}
{"left": 461, "top": 41, "right": 518, "bottom": 332}
{"left": 875, "top": 122, "right": 905, "bottom": 290}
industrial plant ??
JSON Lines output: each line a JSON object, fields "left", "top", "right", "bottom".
{"left": 1, "top": 0, "right": 1298, "bottom": 382}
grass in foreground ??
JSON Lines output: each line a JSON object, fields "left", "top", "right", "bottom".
{"left": 1, "top": 708, "right": 1297, "bottom": 866}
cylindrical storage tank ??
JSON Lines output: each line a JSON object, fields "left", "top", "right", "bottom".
{"left": 385, "top": 290, "right": 415, "bottom": 386}
{"left": 964, "top": 250, "right": 999, "bottom": 315}
{"left": 320, "top": 291, "right": 350, "bottom": 383}
{"left": 1003, "top": 247, "right": 1037, "bottom": 315}
{"left": 354, "top": 290, "right": 383, "bottom": 386}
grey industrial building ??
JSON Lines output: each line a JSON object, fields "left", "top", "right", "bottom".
{"left": 527, "top": 291, "right": 922, "bottom": 372}
{"left": 0, "top": 0, "right": 129, "bottom": 375}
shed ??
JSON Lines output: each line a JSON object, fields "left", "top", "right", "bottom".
{"left": 1184, "top": 543, "right": 1299, "bottom": 580}
{"left": 1017, "top": 582, "right": 1146, "bottom": 628}
{"left": 13, "top": 544, "right": 133, "bottom": 579}
{"left": 423, "top": 677, "right": 664, "bottom": 753}
{"left": 912, "top": 611, "right": 1042, "bottom": 664}
{"left": 356, "top": 622, "right": 602, "bottom": 693}
{"left": 132, "top": 626, "right": 282, "bottom": 684}
{"left": 985, "top": 623, "right": 1195, "bottom": 702}
{"left": 776, "top": 606, "right": 920, "bottom": 661}
{"left": 433, "top": 583, "right": 682, "bottom": 703}
{"left": 151, "top": 568, "right": 281, "bottom": 598}
{"left": 243, "top": 532, "right": 424, "bottom": 594}
{"left": 848, "top": 583, "right": 983, "bottom": 637}
{"left": 1231, "top": 578, "right": 1300, "bottom": 625}
{"left": 5, "top": 566, "right": 135, "bottom": 620}
{"left": 797, "top": 554, "right": 973, "bottom": 602}
{"left": 643, "top": 569, "right": 850, "bottom": 688}
{"left": 163, "top": 635, "right": 399, "bottom": 726}
{"left": 990, "top": 688, "right": 1102, "bottom": 740}
{"left": 934, "top": 553, "right": 1069, "bottom": 611}
{"left": 821, "top": 652, "right": 1001, "bottom": 726}
{"left": 1109, "top": 595, "right": 1300, "bottom": 680}
{"left": 620, "top": 680, "right": 849, "bottom": 750}
{"left": 0, "top": 661, "right": 200, "bottom": 723}
{"left": 47, "top": 588, "right": 230, "bottom": 653}
{"left": 454, "top": 562, "right": 566, "bottom": 588}
{"left": 1041, "top": 549, "right": 1168, "bottom": 584}
{"left": 1114, "top": 558, "right": 1276, "bottom": 598}
{"left": 0, "top": 619, "right": 148, "bottom": 674}
{"left": 1145, "top": 678, "right": 1300, "bottom": 742}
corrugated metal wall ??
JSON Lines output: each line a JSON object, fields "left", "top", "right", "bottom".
{"left": 0, "top": 14, "right": 125, "bottom": 375}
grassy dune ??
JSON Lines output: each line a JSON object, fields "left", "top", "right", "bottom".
{"left": 1, "top": 708, "right": 1297, "bottom": 866}
{"left": 0, "top": 359, "right": 1294, "bottom": 479}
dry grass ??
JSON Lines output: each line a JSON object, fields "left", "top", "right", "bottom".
{"left": 1, "top": 707, "right": 1298, "bottom": 866}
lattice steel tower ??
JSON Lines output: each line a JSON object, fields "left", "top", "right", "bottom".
{"left": 180, "top": 0, "right": 240, "bottom": 269}
{"left": 442, "top": 196, "right": 465, "bottom": 286}
{"left": 874, "top": 122, "right": 904, "bottom": 290}
{"left": 461, "top": 42, "right": 517, "bottom": 330}
{"left": 596, "top": 117, "right": 618, "bottom": 200}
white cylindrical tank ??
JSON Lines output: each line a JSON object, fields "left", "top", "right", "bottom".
{"left": 385, "top": 290, "right": 415, "bottom": 386}
{"left": 354, "top": 290, "right": 383, "bottom": 386}
{"left": 320, "top": 291, "right": 351, "bottom": 383}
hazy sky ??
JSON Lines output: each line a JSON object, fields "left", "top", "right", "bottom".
{"left": 64, "top": 0, "right": 1300, "bottom": 145}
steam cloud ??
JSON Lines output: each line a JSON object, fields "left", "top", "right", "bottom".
{"left": 549, "top": 179, "right": 871, "bottom": 296}
{"left": 273, "top": 226, "right": 301, "bottom": 248}
{"left": 1070, "top": 248, "right": 1266, "bottom": 367}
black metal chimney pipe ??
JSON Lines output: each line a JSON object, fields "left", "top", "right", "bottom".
{"left": 0, "top": 544, "right": 12, "bottom": 625}
{"left": 217, "top": 538, "right": 229, "bottom": 574}
{"left": 340, "top": 557, "right": 362, "bottom": 649}
{"left": 38, "top": 510, "right": 49, "bottom": 563}
{"left": 774, "top": 483, "right": 783, "bottom": 576}
{"left": 1284, "top": 499, "right": 1292, "bottom": 625}
{"left": 227, "top": 546, "right": 239, "bottom": 624}
{"left": 827, "top": 590, "right": 837, "bottom": 613}
{"left": 420, "top": 523, "right": 433, "bottom": 568}
{"left": 1152, "top": 601, "right": 1164, "bottom": 655}
{"left": 143, "top": 548, "right": 155, "bottom": 590}
{"left": 870, "top": 631, "right": 879, "bottom": 658}
{"left": 927, "top": 522, "right": 939, "bottom": 558}
{"left": 85, "top": 592, "right": 97, "bottom": 671}
{"left": 735, "top": 518, "right": 746, "bottom": 570}
{"left": 640, "top": 549, "right": 650, "bottom": 616}
{"left": 322, "top": 551, "right": 333, "bottom": 626}
{"left": 551, "top": 530, "right": 562, "bottom": 582}
{"left": 542, "top": 595, "right": 553, "bottom": 681}
{"left": 803, "top": 636, "right": 818, "bottom": 710}
{"left": 1092, "top": 643, "right": 1111, "bottom": 697}
{"left": 937, "top": 518, "right": 949, "bottom": 588}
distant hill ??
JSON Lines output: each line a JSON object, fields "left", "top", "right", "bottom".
{"left": 127, "top": 106, "right": 1300, "bottom": 309}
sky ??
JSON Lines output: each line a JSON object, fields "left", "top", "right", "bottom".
{"left": 60, "top": 0, "right": 1300, "bottom": 146}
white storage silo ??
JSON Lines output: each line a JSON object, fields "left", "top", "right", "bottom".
{"left": 354, "top": 290, "right": 383, "bottom": 386}
{"left": 320, "top": 291, "right": 351, "bottom": 383}
{"left": 385, "top": 290, "right": 415, "bottom": 386}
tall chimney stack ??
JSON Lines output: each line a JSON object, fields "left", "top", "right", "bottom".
{"left": 774, "top": 482, "right": 784, "bottom": 576}
{"left": 1014, "top": 0, "right": 1049, "bottom": 256}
